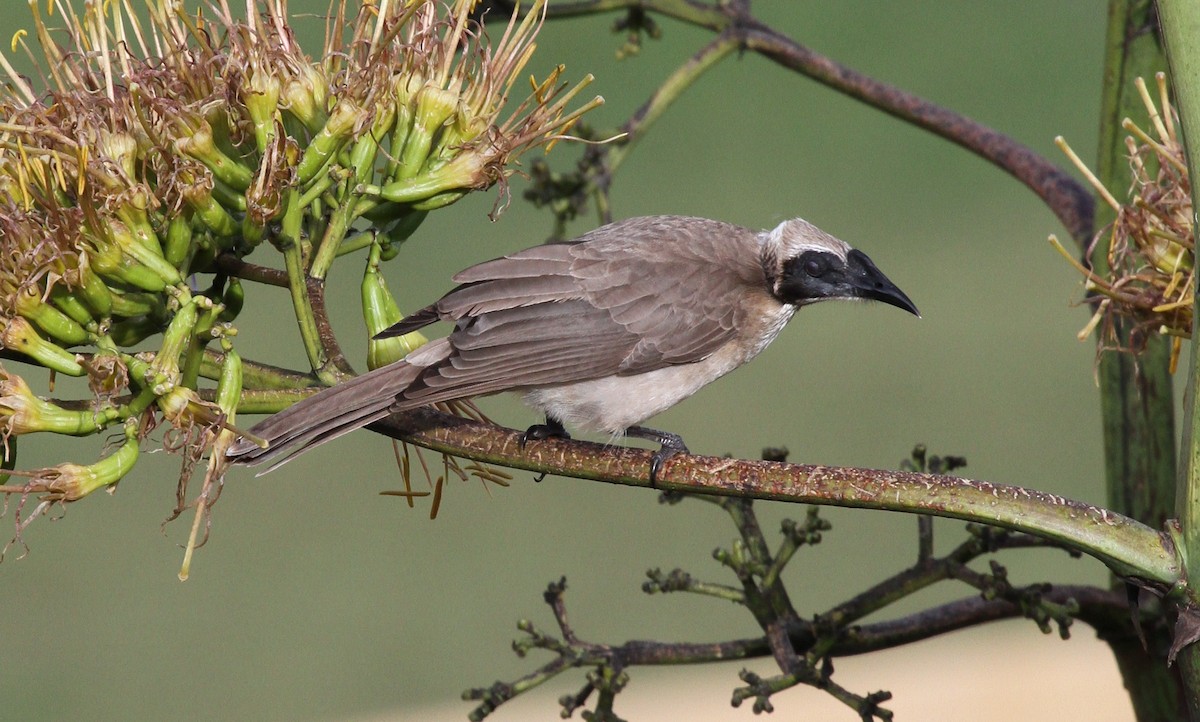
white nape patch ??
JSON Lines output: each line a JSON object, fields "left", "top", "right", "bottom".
{"left": 763, "top": 218, "right": 852, "bottom": 262}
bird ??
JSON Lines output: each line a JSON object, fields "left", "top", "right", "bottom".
{"left": 226, "top": 215, "right": 919, "bottom": 478}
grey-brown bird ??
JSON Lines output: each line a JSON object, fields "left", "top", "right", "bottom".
{"left": 227, "top": 215, "right": 918, "bottom": 476}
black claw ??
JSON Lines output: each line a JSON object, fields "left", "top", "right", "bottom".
{"left": 625, "top": 426, "right": 689, "bottom": 485}
{"left": 520, "top": 416, "right": 571, "bottom": 450}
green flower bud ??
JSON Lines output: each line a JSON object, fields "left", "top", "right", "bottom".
{"left": 174, "top": 122, "right": 254, "bottom": 192}
{"left": 0, "top": 316, "right": 84, "bottom": 376}
{"left": 361, "top": 242, "right": 426, "bottom": 370}
{"left": 13, "top": 285, "right": 89, "bottom": 346}
{"left": 35, "top": 418, "right": 139, "bottom": 500}
{"left": 297, "top": 98, "right": 367, "bottom": 184}
{"left": 0, "top": 367, "right": 120, "bottom": 435}
{"left": 48, "top": 283, "right": 98, "bottom": 328}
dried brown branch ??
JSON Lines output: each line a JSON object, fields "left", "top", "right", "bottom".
{"left": 505, "top": 0, "right": 1095, "bottom": 244}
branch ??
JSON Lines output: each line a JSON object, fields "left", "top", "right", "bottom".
{"left": 524, "top": 1, "right": 1094, "bottom": 244}
{"left": 371, "top": 409, "right": 1180, "bottom": 589}
{"left": 466, "top": 579, "right": 1136, "bottom": 719}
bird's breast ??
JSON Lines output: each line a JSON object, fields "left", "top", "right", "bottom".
{"left": 523, "top": 301, "right": 795, "bottom": 435}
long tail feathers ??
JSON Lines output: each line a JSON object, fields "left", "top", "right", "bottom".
{"left": 226, "top": 361, "right": 424, "bottom": 474}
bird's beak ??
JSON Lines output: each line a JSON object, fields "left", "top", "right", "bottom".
{"left": 846, "top": 250, "right": 920, "bottom": 317}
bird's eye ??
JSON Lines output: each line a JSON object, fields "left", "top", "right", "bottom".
{"left": 804, "top": 258, "right": 824, "bottom": 277}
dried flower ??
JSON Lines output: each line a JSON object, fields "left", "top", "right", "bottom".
{"left": 1053, "top": 73, "right": 1193, "bottom": 371}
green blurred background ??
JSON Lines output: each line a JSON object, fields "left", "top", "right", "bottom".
{"left": 1, "top": 2, "right": 1136, "bottom": 720}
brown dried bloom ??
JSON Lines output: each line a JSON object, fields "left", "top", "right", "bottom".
{"left": 1053, "top": 73, "right": 1193, "bottom": 371}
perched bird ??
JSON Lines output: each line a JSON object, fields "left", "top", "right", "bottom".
{"left": 227, "top": 215, "right": 918, "bottom": 477}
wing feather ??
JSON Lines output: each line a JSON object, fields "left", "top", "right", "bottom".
{"left": 390, "top": 216, "right": 767, "bottom": 404}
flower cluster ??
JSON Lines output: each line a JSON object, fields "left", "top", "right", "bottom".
{"left": 0, "top": 0, "right": 598, "bottom": 566}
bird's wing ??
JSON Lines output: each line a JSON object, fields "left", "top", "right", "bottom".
{"left": 394, "top": 218, "right": 763, "bottom": 406}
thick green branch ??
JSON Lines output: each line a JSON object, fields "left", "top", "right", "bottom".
{"left": 1157, "top": 0, "right": 1200, "bottom": 710}
{"left": 372, "top": 409, "right": 1180, "bottom": 589}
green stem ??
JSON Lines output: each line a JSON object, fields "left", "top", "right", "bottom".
{"left": 276, "top": 190, "right": 331, "bottom": 381}
{"left": 308, "top": 190, "right": 358, "bottom": 280}
{"left": 1158, "top": 0, "right": 1200, "bottom": 712}
{"left": 1088, "top": 3, "right": 1184, "bottom": 719}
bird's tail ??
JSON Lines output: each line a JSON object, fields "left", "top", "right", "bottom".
{"left": 226, "top": 360, "right": 424, "bottom": 473}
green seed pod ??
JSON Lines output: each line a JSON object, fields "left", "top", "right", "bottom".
{"left": 349, "top": 102, "right": 397, "bottom": 185}
{"left": 0, "top": 368, "right": 119, "bottom": 435}
{"left": 372, "top": 152, "right": 482, "bottom": 205}
{"left": 113, "top": 190, "right": 164, "bottom": 259}
{"left": 87, "top": 239, "right": 168, "bottom": 293}
{"left": 411, "top": 189, "right": 466, "bottom": 212}
{"left": 148, "top": 297, "right": 202, "bottom": 388}
{"left": 183, "top": 184, "right": 240, "bottom": 238}
{"left": 297, "top": 98, "right": 366, "bottom": 185}
{"left": 108, "top": 289, "right": 164, "bottom": 320}
{"left": 215, "top": 344, "right": 243, "bottom": 421}
{"left": 110, "top": 222, "right": 183, "bottom": 287}
{"left": 175, "top": 122, "right": 254, "bottom": 192}
{"left": 0, "top": 316, "right": 84, "bottom": 376}
{"left": 240, "top": 214, "right": 266, "bottom": 248}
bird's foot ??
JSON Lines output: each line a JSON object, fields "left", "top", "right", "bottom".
{"left": 520, "top": 417, "right": 571, "bottom": 450}
{"left": 625, "top": 425, "right": 690, "bottom": 485}
{"left": 522, "top": 418, "right": 571, "bottom": 483}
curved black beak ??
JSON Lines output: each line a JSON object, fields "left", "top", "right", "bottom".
{"left": 846, "top": 250, "right": 920, "bottom": 317}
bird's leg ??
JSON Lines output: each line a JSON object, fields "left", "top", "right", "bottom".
{"left": 520, "top": 415, "right": 571, "bottom": 449}
{"left": 625, "top": 425, "right": 690, "bottom": 484}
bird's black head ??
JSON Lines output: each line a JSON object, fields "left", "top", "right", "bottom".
{"left": 774, "top": 248, "right": 919, "bottom": 316}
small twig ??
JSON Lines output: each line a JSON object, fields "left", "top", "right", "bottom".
{"left": 213, "top": 253, "right": 289, "bottom": 287}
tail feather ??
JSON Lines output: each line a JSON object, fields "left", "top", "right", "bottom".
{"left": 226, "top": 360, "right": 424, "bottom": 471}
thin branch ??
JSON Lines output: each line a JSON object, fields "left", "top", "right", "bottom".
{"left": 467, "top": 581, "right": 1136, "bottom": 719}
{"left": 213, "top": 253, "right": 289, "bottom": 287}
